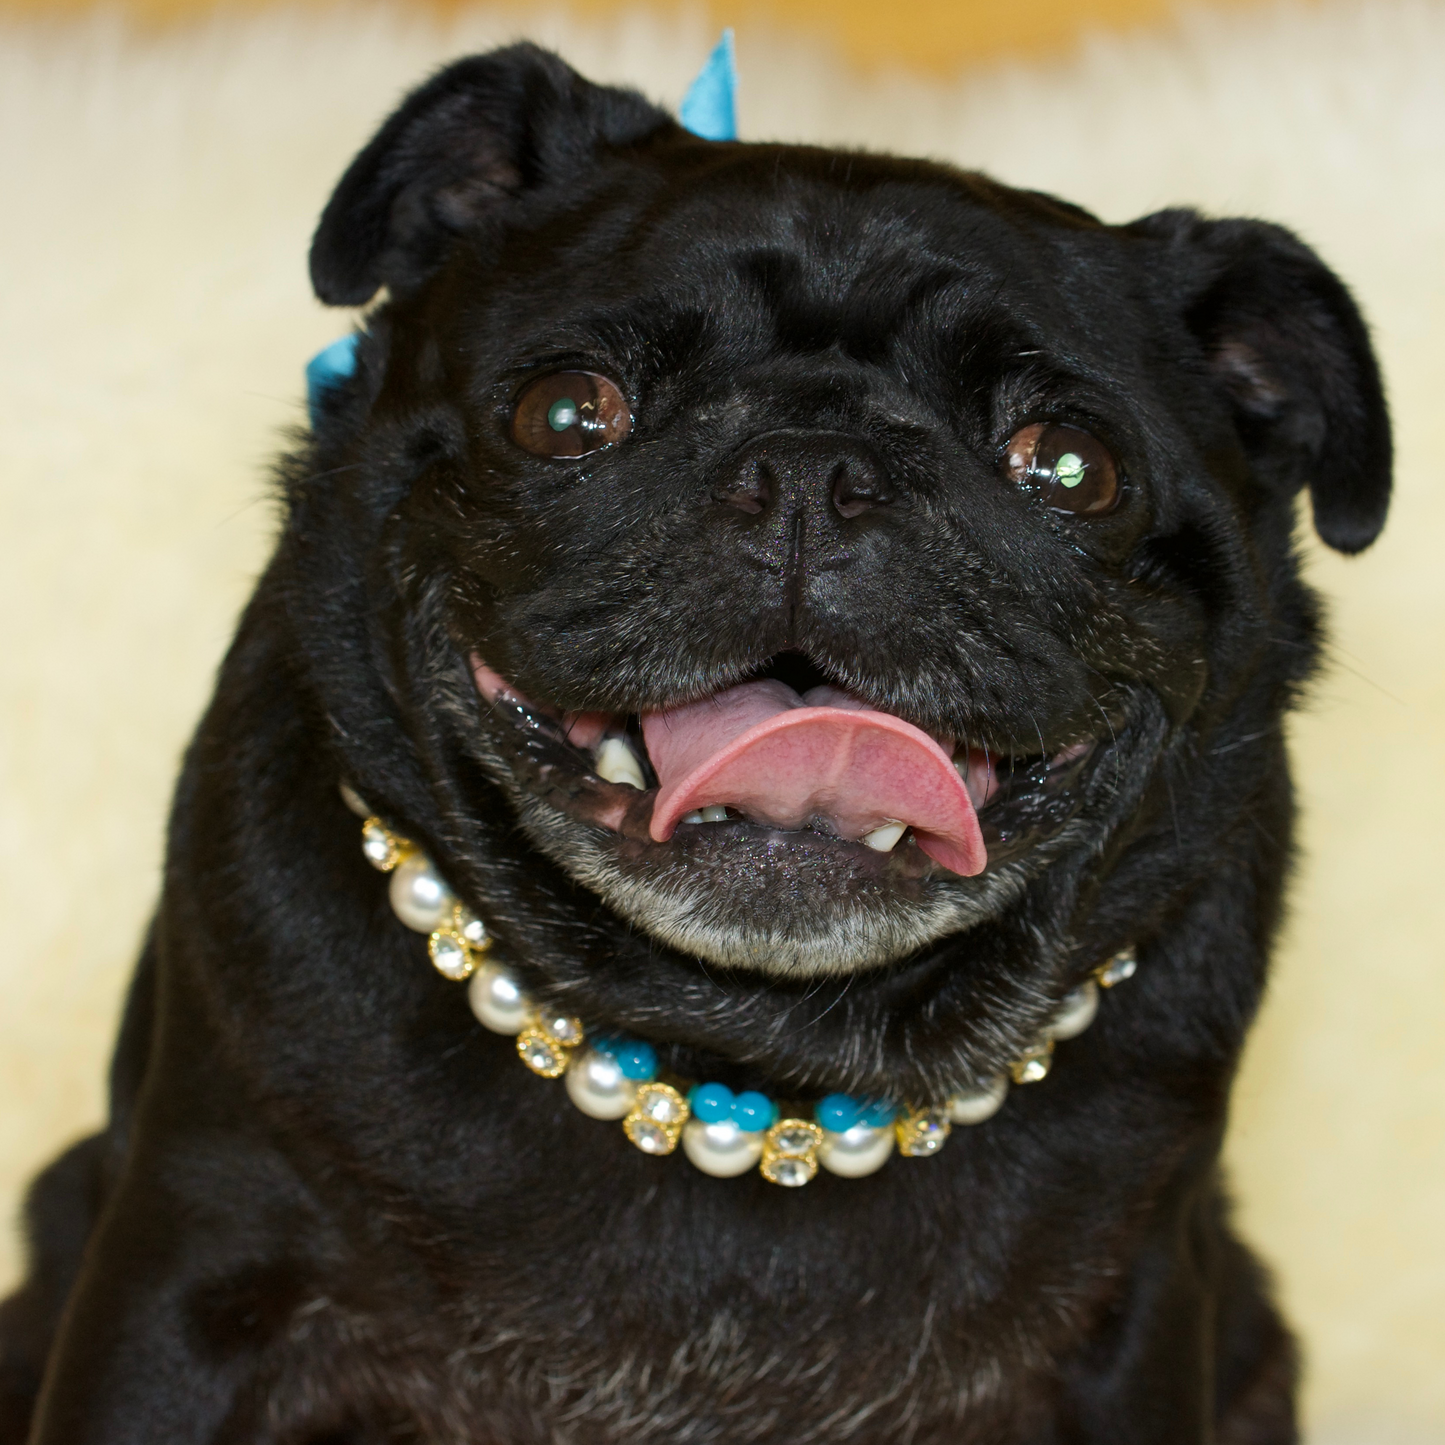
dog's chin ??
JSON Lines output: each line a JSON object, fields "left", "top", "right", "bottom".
{"left": 508, "top": 785, "right": 1039, "bottom": 976}
{"left": 446, "top": 657, "right": 1114, "bottom": 978}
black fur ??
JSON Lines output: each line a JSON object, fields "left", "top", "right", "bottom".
{"left": 3, "top": 44, "right": 1390, "bottom": 1443}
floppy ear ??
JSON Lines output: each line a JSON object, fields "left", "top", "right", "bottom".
{"left": 1130, "top": 209, "right": 1391, "bottom": 554}
{"left": 310, "top": 44, "right": 675, "bottom": 307}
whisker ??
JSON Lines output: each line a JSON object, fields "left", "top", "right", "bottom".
{"left": 1211, "top": 727, "right": 1277, "bottom": 756}
{"left": 801, "top": 974, "right": 854, "bottom": 1030}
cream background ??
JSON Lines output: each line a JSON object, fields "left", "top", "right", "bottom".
{"left": 1, "top": 2, "right": 1442, "bottom": 1437}
{"left": 0, "top": 0, "right": 1287, "bottom": 76}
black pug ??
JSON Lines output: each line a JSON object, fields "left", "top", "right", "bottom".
{"left": 1, "top": 43, "right": 1391, "bottom": 1445}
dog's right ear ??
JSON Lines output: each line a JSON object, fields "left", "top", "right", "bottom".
{"left": 310, "top": 44, "right": 675, "bottom": 307}
{"left": 1130, "top": 209, "right": 1391, "bottom": 554}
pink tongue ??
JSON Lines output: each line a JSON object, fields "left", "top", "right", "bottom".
{"left": 643, "top": 681, "right": 987, "bottom": 877}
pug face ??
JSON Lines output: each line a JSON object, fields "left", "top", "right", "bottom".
{"left": 304, "top": 46, "right": 1387, "bottom": 1042}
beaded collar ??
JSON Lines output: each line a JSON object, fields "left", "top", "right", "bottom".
{"left": 341, "top": 781, "right": 1137, "bottom": 1188}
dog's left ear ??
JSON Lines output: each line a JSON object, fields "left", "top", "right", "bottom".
{"left": 1131, "top": 209, "right": 1391, "bottom": 554}
{"left": 310, "top": 44, "right": 674, "bottom": 308}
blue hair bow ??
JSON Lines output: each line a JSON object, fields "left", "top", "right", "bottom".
{"left": 679, "top": 29, "right": 738, "bottom": 143}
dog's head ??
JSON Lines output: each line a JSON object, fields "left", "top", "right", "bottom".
{"left": 294, "top": 45, "right": 1389, "bottom": 1095}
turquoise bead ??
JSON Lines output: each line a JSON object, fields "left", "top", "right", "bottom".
{"left": 731, "top": 1091, "right": 777, "bottom": 1133}
{"left": 689, "top": 1083, "right": 734, "bottom": 1123}
{"left": 815, "top": 1094, "right": 863, "bottom": 1133}
{"left": 859, "top": 1097, "right": 898, "bottom": 1128}
{"left": 611, "top": 1040, "right": 658, "bottom": 1082}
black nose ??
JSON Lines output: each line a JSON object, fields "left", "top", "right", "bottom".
{"left": 716, "top": 432, "right": 896, "bottom": 520}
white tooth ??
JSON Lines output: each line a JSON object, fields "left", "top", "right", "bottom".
{"left": 861, "top": 822, "right": 907, "bottom": 853}
{"left": 595, "top": 736, "right": 645, "bottom": 790}
{"left": 700, "top": 804, "right": 730, "bottom": 823}
{"left": 680, "top": 810, "right": 705, "bottom": 824}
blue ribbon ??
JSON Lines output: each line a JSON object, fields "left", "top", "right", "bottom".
{"left": 679, "top": 29, "right": 738, "bottom": 142}
{"left": 305, "top": 332, "right": 359, "bottom": 429}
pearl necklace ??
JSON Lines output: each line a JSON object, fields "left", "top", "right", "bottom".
{"left": 340, "top": 782, "right": 1138, "bottom": 1187}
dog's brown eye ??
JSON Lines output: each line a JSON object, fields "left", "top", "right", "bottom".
{"left": 1002, "top": 423, "right": 1120, "bottom": 515}
{"left": 511, "top": 371, "right": 631, "bottom": 458}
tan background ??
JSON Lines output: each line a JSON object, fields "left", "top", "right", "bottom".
{"left": 1, "top": 1, "right": 1441, "bottom": 1440}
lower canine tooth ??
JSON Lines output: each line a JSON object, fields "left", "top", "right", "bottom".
{"left": 595, "top": 736, "right": 646, "bottom": 790}
{"left": 700, "top": 805, "right": 729, "bottom": 823}
{"left": 680, "top": 810, "right": 705, "bottom": 825}
{"left": 861, "top": 822, "right": 906, "bottom": 852}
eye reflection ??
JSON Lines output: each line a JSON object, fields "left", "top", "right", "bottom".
{"left": 1002, "top": 422, "right": 1120, "bottom": 516}
{"left": 511, "top": 372, "right": 632, "bottom": 459}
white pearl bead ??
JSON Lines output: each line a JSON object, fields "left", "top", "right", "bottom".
{"left": 467, "top": 960, "right": 533, "bottom": 1035}
{"left": 947, "top": 1073, "right": 1009, "bottom": 1125}
{"left": 817, "top": 1122, "right": 895, "bottom": 1178}
{"left": 564, "top": 1048, "right": 639, "bottom": 1120}
{"left": 388, "top": 852, "right": 456, "bottom": 933}
{"left": 1049, "top": 979, "right": 1100, "bottom": 1041}
{"left": 682, "top": 1117, "right": 766, "bottom": 1178}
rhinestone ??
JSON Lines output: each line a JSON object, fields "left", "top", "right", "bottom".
{"left": 454, "top": 905, "right": 491, "bottom": 951}
{"left": 1096, "top": 948, "right": 1138, "bottom": 988}
{"left": 361, "top": 817, "right": 408, "bottom": 871}
{"left": 516, "top": 1029, "right": 568, "bottom": 1078}
{"left": 624, "top": 1117, "right": 677, "bottom": 1155}
{"left": 905, "top": 1126, "right": 947, "bottom": 1155}
{"left": 427, "top": 928, "right": 476, "bottom": 982}
{"left": 759, "top": 1119, "right": 822, "bottom": 1186}
{"left": 761, "top": 1154, "right": 816, "bottom": 1187}
{"left": 895, "top": 1106, "right": 952, "bottom": 1157}
{"left": 536, "top": 1012, "right": 584, "bottom": 1047}
{"left": 636, "top": 1083, "right": 687, "bottom": 1126}
{"left": 768, "top": 1121, "right": 823, "bottom": 1157}
{"left": 1009, "top": 1042, "right": 1055, "bottom": 1085}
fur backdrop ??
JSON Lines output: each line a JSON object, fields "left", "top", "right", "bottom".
{"left": 1, "top": 1, "right": 1441, "bottom": 1438}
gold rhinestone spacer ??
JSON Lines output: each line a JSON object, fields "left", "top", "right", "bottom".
{"left": 516, "top": 1026, "right": 573, "bottom": 1078}
{"left": 361, "top": 816, "right": 413, "bottom": 873}
{"left": 1095, "top": 947, "right": 1138, "bottom": 989}
{"left": 453, "top": 903, "right": 492, "bottom": 953}
{"left": 533, "top": 1012, "right": 585, "bottom": 1048}
{"left": 760, "top": 1118, "right": 824, "bottom": 1186}
{"left": 427, "top": 927, "right": 479, "bottom": 982}
{"left": 1009, "top": 1038, "right": 1056, "bottom": 1084}
{"left": 894, "top": 1104, "right": 952, "bottom": 1157}
{"left": 623, "top": 1082, "right": 690, "bottom": 1155}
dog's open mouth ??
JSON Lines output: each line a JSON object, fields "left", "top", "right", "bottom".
{"left": 471, "top": 651, "right": 1099, "bottom": 878}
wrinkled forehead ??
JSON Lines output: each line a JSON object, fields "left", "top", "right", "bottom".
{"left": 602, "top": 153, "right": 1053, "bottom": 318}
{"left": 475, "top": 149, "right": 1103, "bottom": 356}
